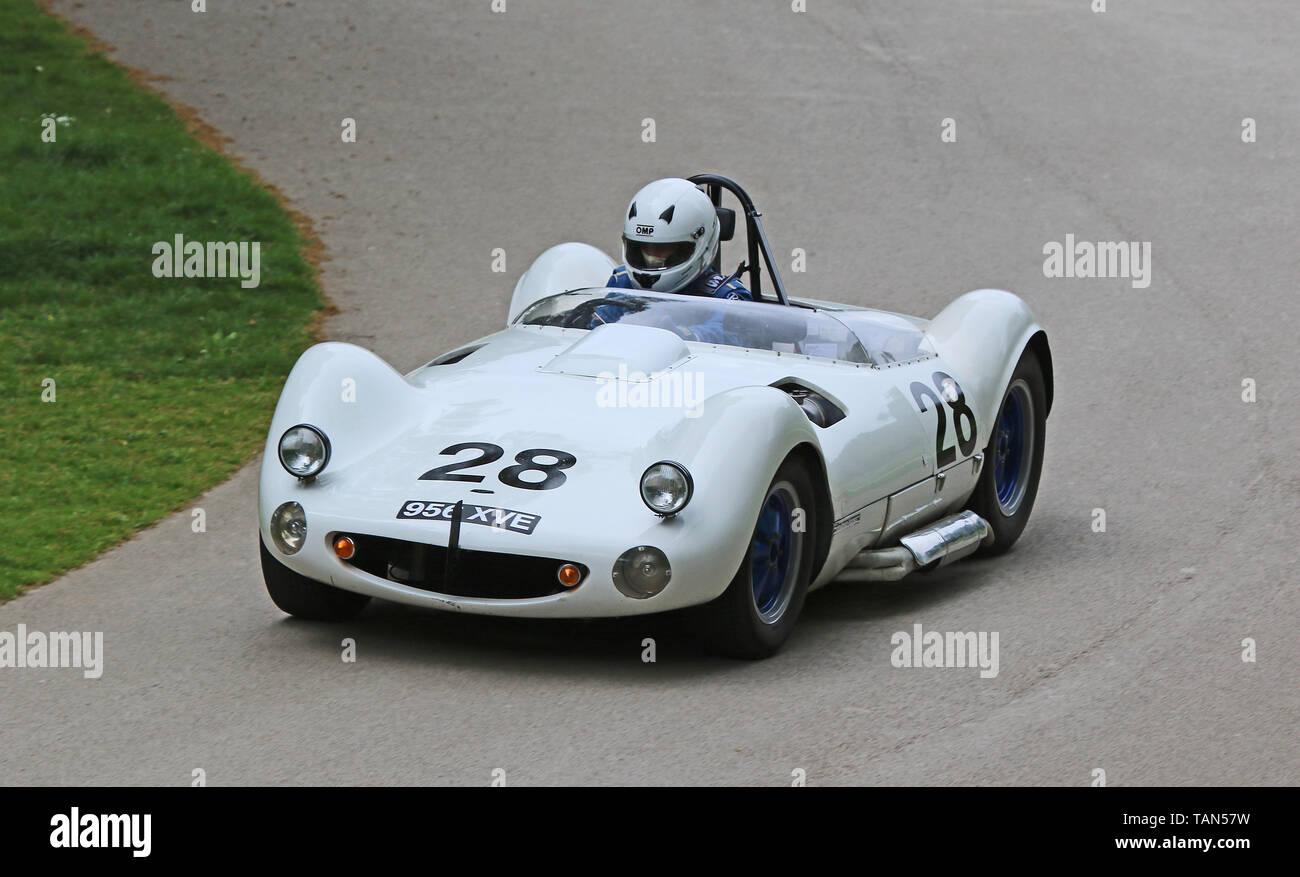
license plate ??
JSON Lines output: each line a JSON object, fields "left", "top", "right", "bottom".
{"left": 396, "top": 500, "right": 540, "bottom": 535}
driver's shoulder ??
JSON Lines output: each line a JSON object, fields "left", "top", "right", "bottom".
{"left": 607, "top": 265, "right": 634, "bottom": 288}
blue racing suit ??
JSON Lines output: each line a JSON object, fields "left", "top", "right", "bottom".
{"left": 594, "top": 265, "right": 753, "bottom": 345}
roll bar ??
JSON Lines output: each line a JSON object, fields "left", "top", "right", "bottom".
{"left": 688, "top": 173, "right": 791, "bottom": 306}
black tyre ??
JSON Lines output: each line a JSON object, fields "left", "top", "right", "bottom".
{"left": 966, "top": 348, "right": 1047, "bottom": 554}
{"left": 260, "top": 535, "right": 370, "bottom": 620}
{"left": 695, "top": 457, "right": 818, "bottom": 659}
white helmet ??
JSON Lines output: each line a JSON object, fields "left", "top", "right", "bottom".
{"left": 621, "top": 178, "right": 720, "bottom": 293}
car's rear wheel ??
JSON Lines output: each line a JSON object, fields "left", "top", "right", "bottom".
{"left": 695, "top": 457, "right": 817, "bottom": 659}
{"left": 965, "top": 348, "right": 1047, "bottom": 554}
{"left": 260, "top": 535, "right": 370, "bottom": 620}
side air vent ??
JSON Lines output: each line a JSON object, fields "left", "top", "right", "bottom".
{"left": 427, "top": 344, "right": 485, "bottom": 367}
{"left": 773, "top": 381, "right": 846, "bottom": 428}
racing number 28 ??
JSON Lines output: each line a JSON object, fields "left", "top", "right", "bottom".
{"left": 419, "top": 442, "right": 575, "bottom": 490}
{"left": 909, "top": 372, "right": 977, "bottom": 467}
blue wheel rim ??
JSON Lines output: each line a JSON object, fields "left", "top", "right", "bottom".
{"left": 750, "top": 486, "right": 799, "bottom": 622}
{"left": 993, "top": 381, "right": 1033, "bottom": 515}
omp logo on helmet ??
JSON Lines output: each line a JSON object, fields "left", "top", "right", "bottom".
{"left": 635, "top": 225, "right": 655, "bottom": 236}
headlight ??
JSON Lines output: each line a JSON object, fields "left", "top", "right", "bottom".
{"left": 639, "top": 460, "right": 693, "bottom": 516}
{"left": 270, "top": 501, "right": 307, "bottom": 554}
{"left": 611, "top": 545, "right": 672, "bottom": 599}
{"left": 278, "top": 424, "right": 330, "bottom": 479}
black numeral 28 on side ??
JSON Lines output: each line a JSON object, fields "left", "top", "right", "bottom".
{"left": 909, "top": 371, "right": 977, "bottom": 467}
{"left": 419, "top": 442, "right": 576, "bottom": 490}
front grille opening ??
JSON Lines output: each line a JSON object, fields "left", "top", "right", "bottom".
{"left": 338, "top": 533, "right": 586, "bottom": 600}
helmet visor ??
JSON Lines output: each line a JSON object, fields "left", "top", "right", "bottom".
{"left": 623, "top": 237, "right": 696, "bottom": 271}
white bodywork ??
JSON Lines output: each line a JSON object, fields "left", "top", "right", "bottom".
{"left": 259, "top": 243, "right": 1048, "bottom": 618}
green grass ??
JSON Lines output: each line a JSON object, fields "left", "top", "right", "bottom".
{"left": 0, "top": 0, "right": 323, "bottom": 599}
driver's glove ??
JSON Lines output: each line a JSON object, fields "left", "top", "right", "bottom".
{"left": 589, "top": 302, "right": 627, "bottom": 328}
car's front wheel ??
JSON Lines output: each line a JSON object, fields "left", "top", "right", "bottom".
{"left": 965, "top": 347, "right": 1047, "bottom": 554}
{"left": 695, "top": 457, "right": 817, "bottom": 659}
{"left": 260, "top": 535, "right": 370, "bottom": 620}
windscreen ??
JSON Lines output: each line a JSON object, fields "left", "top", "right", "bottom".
{"left": 516, "top": 290, "right": 871, "bottom": 363}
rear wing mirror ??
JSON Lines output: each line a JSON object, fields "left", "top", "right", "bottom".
{"left": 716, "top": 206, "right": 736, "bottom": 242}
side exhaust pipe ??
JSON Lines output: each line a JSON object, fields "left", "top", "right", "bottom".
{"left": 836, "top": 510, "right": 993, "bottom": 583}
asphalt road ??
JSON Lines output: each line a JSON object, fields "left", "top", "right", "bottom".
{"left": 4, "top": 0, "right": 1296, "bottom": 785}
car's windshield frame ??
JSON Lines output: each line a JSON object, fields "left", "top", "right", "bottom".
{"left": 515, "top": 288, "right": 872, "bottom": 364}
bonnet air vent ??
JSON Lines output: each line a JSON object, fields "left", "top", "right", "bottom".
{"left": 427, "top": 343, "right": 485, "bottom": 367}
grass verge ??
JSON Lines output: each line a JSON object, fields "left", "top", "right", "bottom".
{"left": 0, "top": 0, "right": 323, "bottom": 599}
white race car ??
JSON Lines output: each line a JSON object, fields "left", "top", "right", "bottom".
{"left": 258, "top": 175, "right": 1052, "bottom": 658}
